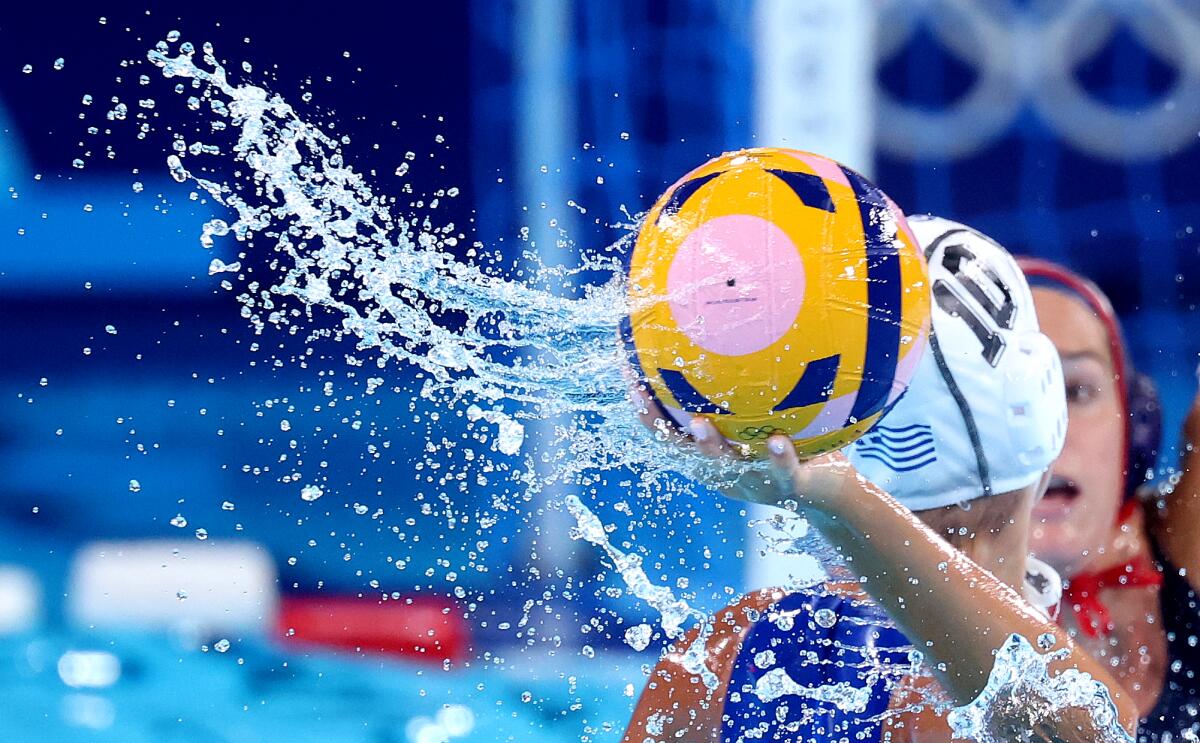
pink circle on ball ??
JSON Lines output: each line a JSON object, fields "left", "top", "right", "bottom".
{"left": 667, "top": 214, "right": 805, "bottom": 357}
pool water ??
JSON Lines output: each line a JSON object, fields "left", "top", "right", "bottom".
{"left": 0, "top": 629, "right": 638, "bottom": 742}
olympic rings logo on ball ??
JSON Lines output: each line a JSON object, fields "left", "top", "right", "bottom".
{"left": 737, "top": 426, "right": 789, "bottom": 442}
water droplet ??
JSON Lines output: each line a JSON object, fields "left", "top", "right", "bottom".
{"left": 199, "top": 218, "right": 229, "bottom": 248}
{"left": 169, "top": 514, "right": 187, "bottom": 528}
{"left": 754, "top": 649, "right": 777, "bottom": 669}
{"left": 128, "top": 479, "right": 141, "bottom": 493}
{"left": 214, "top": 639, "right": 230, "bottom": 653}
{"left": 207, "top": 258, "right": 241, "bottom": 275}
{"left": 908, "top": 649, "right": 924, "bottom": 669}
{"left": 300, "top": 484, "right": 323, "bottom": 502}
{"left": 165, "top": 154, "right": 187, "bottom": 183}
{"left": 53, "top": 58, "right": 65, "bottom": 71}
{"left": 813, "top": 608, "right": 837, "bottom": 628}
{"left": 21, "top": 64, "right": 32, "bottom": 74}
{"left": 623, "top": 623, "right": 652, "bottom": 651}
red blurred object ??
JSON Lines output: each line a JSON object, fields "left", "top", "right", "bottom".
{"left": 277, "top": 595, "right": 470, "bottom": 664}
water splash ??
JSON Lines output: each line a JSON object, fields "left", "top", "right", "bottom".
{"left": 143, "top": 39, "right": 748, "bottom": 498}
{"left": 565, "top": 494, "right": 718, "bottom": 689}
{"left": 143, "top": 36, "right": 762, "bottom": 677}
{"left": 753, "top": 668, "right": 872, "bottom": 711}
{"left": 947, "top": 633, "right": 1132, "bottom": 743}
{"left": 564, "top": 495, "right": 698, "bottom": 638}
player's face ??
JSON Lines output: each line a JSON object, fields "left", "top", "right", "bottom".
{"left": 1029, "top": 288, "right": 1124, "bottom": 577}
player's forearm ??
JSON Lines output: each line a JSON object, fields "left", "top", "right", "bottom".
{"left": 802, "top": 484, "right": 1137, "bottom": 737}
{"left": 804, "top": 491, "right": 1030, "bottom": 699}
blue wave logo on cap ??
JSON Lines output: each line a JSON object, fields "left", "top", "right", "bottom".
{"left": 854, "top": 424, "right": 936, "bottom": 472}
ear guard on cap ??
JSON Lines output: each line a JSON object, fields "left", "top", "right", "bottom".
{"left": 1002, "top": 329, "right": 1068, "bottom": 471}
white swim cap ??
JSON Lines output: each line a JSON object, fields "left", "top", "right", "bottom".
{"left": 847, "top": 215, "right": 1067, "bottom": 510}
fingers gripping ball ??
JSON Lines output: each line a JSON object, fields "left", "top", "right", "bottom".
{"left": 624, "top": 148, "right": 931, "bottom": 457}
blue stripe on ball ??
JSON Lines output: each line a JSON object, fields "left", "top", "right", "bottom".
{"left": 654, "top": 171, "right": 721, "bottom": 226}
{"left": 766, "top": 169, "right": 836, "bottom": 213}
{"left": 772, "top": 353, "right": 840, "bottom": 411}
{"left": 657, "top": 368, "right": 730, "bottom": 415}
{"left": 619, "top": 315, "right": 688, "bottom": 435}
{"left": 842, "top": 166, "right": 902, "bottom": 425}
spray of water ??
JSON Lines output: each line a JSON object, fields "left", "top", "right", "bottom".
{"left": 142, "top": 38, "right": 1130, "bottom": 736}
{"left": 565, "top": 494, "right": 718, "bottom": 689}
{"left": 145, "top": 34, "right": 758, "bottom": 684}
{"left": 145, "top": 40, "right": 758, "bottom": 494}
{"left": 947, "top": 633, "right": 1133, "bottom": 743}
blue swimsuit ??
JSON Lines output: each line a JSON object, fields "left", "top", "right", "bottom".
{"left": 720, "top": 590, "right": 913, "bottom": 742}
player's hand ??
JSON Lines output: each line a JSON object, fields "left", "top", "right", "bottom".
{"left": 691, "top": 414, "right": 866, "bottom": 518}
{"left": 760, "top": 432, "right": 862, "bottom": 516}
{"left": 629, "top": 379, "right": 861, "bottom": 514}
{"left": 627, "top": 382, "right": 776, "bottom": 504}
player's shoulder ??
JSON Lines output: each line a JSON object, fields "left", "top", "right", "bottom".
{"left": 719, "top": 583, "right": 915, "bottom": 741}
{"left": 730, "top": 581, "right": 911, "bottom": 681}
{"left": 626, "top": 584, "right": 918, "bottom": 743}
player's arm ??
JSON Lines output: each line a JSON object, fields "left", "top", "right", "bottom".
{"left": 1153, "top": 384, "right": 1200, "bottom": 592}
{"left": 686, "top": 418, "right": 1138, "bottom": 740}
{"left": 621, "top": 590, "right": 782, "bottom": 743}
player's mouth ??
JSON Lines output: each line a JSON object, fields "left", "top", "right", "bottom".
{"left": 1034, "top": 475, "right": 1080, "bottom": 521}
{"left": 1043, "top": 474, "right": 1081, "bottom": 501}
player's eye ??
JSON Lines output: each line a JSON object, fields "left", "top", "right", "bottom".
{"left": 1065, "top": 382, "right": 1099, "bottom": 405}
